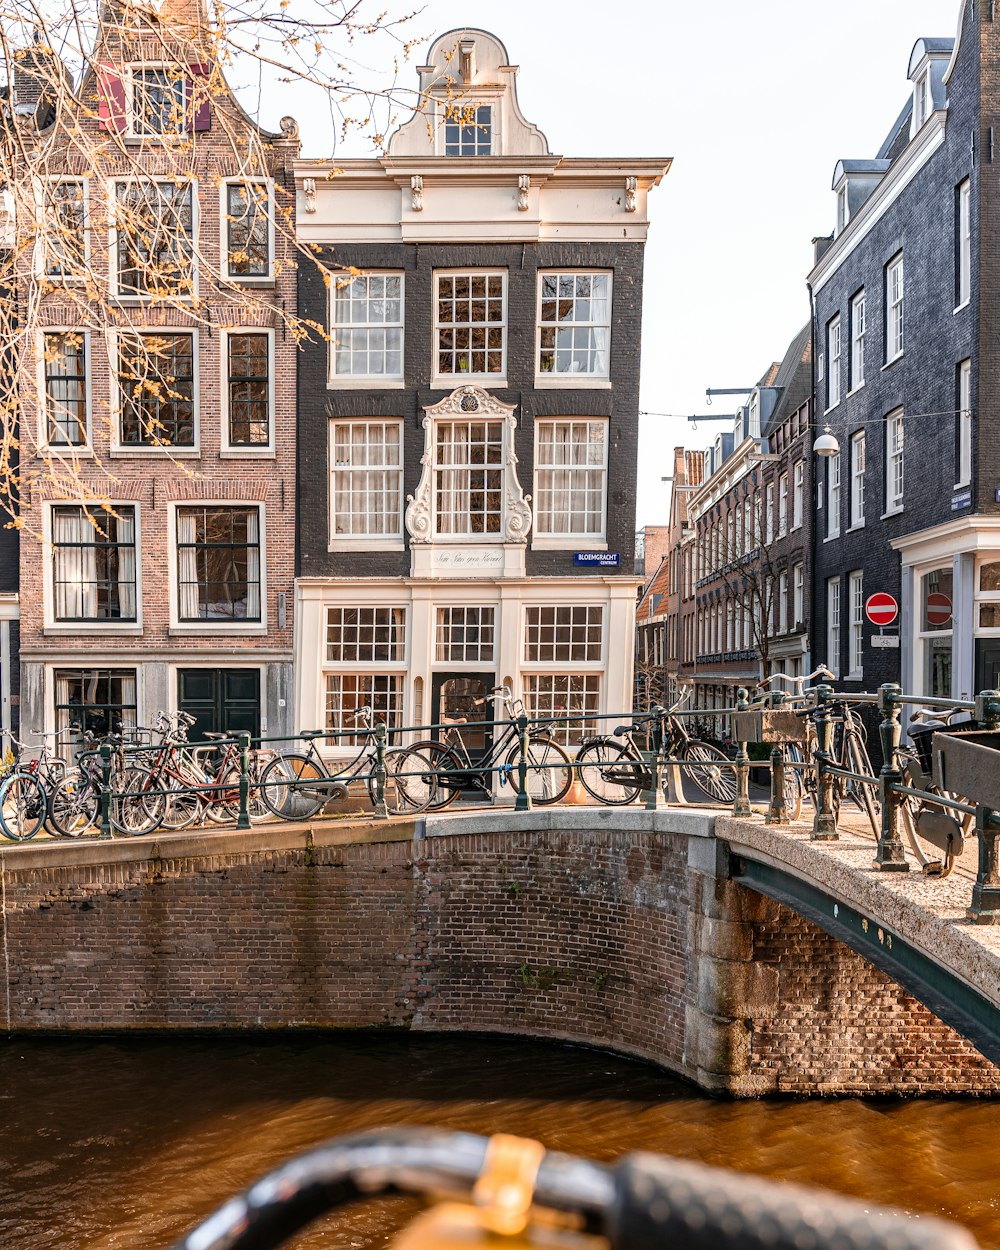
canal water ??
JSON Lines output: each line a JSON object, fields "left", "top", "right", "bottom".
{"left": 4, "top": 1033, "right": 1000, "bottom": 1250}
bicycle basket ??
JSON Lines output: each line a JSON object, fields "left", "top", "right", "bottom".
{"left": 910, "top": 721, "right": 986, "bottom": 775}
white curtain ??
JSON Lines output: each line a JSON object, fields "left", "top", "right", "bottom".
{"left": 177, "top": 510, "right": 200, "bottom": 618}
{"left": 53, "top": 509, "right": 97, "bottom": 619}
{"left": 245, "top": 510, "right": 261, "bottom": 619}
{"left": 115, "top": 511, "right": 136, "bottom": 619}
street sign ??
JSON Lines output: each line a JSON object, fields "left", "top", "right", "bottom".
{"left": 865, "top": 592, "right": 898, "bottom": 627}
{"left": 926, "top": 592, "right": 953, "bottom": 627}
{"left": 573, "top": 552, "right": 620, "bottom": 568}
{"left": 871, "top": 635, "right": 900, "bottom": 649}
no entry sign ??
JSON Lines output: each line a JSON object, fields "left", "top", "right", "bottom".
{"left": 865, "top": 592, "right": 898, "bottom": 627}
{"left": 926, "top": 592, "right": 953, "bottom": 626}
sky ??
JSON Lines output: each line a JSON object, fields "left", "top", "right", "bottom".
{"left": 242, "top": 0, "right": 961, "bottom": 529}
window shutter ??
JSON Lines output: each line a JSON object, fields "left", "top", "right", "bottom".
{"left": 97, "top": 67, "right": 126, "bottom": 132}
{"left": 188, "top": 64, "right": 212, "bottom": 131}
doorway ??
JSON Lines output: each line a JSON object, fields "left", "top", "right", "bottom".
{"left": 431, "top": 673, "right": 494, "bottom": 767}
{"left": 177, "top": 668, "right": 261, "bottom": 742}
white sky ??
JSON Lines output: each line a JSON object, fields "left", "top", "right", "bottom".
{"left": 245, "top": 0, "right": 961, "bottom": 530}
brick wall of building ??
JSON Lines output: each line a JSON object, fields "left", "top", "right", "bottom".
{"left": 2, "top": 825, "right": 997, "bottom": 1096}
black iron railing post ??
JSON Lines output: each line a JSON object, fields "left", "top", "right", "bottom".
{"left": 874, "top": 682, "right": 908, "bottom": 871}
{"left": 732, "top": 688, "right": 752, "bottom": 818}
{"left": 766, "top": 747, "right": 788, "bottom": 825}
{"left": 643, "top": 708, "right": 667, "bottom": 811}
{"left": 373, "top": 721, "right": 388, "bottom": 819}
{"left": 237, "top": 731, "right": 251, "bottom": 830}
{"left": 969, "top": 804, "right": 1000, "bottom": 924}
{"left": 976, "top": 689, "right": 1000, "bottom": 731}
{"left": 99, "top": 742, "right": 113, "bottom": 839}
{"left": 514, "top": 714, "right": 532, "bottom": 812}
{"left": 811, "top": 684, "right": 838, "bottom": 840}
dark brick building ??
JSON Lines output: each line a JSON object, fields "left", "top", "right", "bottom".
{"left": 810, "top": 5, "right": 993, "bottom": 700}
{"left": 293, "top": 28, "right": 669, "bottom": 744}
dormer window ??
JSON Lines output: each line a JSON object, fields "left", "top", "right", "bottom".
{"left": 748, "top": 393, "right": 760, "bottom": 439}
{"left": 444, "top": 104, "right": 492, "bottom": 156}
{"left": 130, "top": 65, "right": 185, "bottom": 136}
{"left": 836, "top": 186, "right": 849, "bottom": 235}
{"left": 913, "top": 71, "right": 930, "bottom": 130}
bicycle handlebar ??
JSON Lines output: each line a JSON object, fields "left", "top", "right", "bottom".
{"left": 757, "top": 666, "right": 835, "bottom": 691}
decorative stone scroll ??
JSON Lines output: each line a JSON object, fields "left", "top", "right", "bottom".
{"left": 625, "top": 175, "right": 637, "bottom": 212}
{"left": 517, "top": 174, "right": 530, "bottom": 211}
{"left": 302, "top": 178, "right": 316, "bottom": 213}
{"left": 411, "top": 175, "right": 424, "bottom": 211}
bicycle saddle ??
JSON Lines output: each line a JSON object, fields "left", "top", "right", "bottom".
{"left": 300, "top": 729, "right": 327, "bottom": 739}
{"left": 203, "top": 732, "right": 232, "bottom": 741}
{"left": 613, "top": 725, "right": 633, "bottom": 737}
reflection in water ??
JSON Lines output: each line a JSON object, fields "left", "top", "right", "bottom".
{"left": 2, "top": 1034, "right": 1000, "bottom": 1249}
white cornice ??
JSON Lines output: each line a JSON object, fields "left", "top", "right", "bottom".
{"left": 809, "top": 110, "right": 947, "bottom": 294}
{"left": 891, "top": 516, "right": 1000, "bottom": 563}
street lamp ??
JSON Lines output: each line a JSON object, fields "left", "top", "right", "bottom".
{"left": 812, "top": 425, "right": 840, "bottom": 458}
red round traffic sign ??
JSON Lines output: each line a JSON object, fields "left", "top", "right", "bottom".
{"left": 926, "top": 592, "right": 952, "bottom": 626}
{"left": 865, "top": 593, "right": 898, "bottom": 627}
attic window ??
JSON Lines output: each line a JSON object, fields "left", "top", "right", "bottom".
{"left": 444, "top": 104, "right": 492, "bottom": 156}
{"left": 131, "top": 66, "right": 185, "bottom": 135}
{"left": 913, "top": 71, "right": 930, "bottom": 130}
{"left": 836, "top": 186, "right": 848, "bottom": 235}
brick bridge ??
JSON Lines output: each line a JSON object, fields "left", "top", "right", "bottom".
{"left": 2, "top": 808, "right": 999, "bottom": 1097}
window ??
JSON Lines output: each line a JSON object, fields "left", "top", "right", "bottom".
{"left": 114, "top": 180, "right": 194, "bottom": 297}
{"left": 827, "top": 452, "right": 841, "bottom": 538}
{"left": 524, "top": 606, "right": 603, "bottom": 663}
{"left": 435, "top": 606, "right": 495, "bottom": 663}
{"left": 444, "top": 103, "right": 492, "bottom": 156}
{"left": 42, "top": 331, "right": 88, "bottom": 446}
{"left": 326, "top": 675, "right": 404, "bottom": 745}
{"left": 827, "top": 578, "right": 841, "bottom": 678}
{"left": 886, "top": 409, "right": 905, "bottom": 511}
{"left": 913, "top": 71, "right": 930, "bottom": 130}
{"left": 778, "top": 474, "right": 788, "bottom": 538}
{"left": 523, "top": 675, "right": 600, "bottom": 745}
{"left": 778, "top": 572, "right": 788, "bottom": 635}
{"left": 55, "top": 669, "right": 137, "bottom": 749}
{"left": 848, "top": 570, "right": 864, "bottom": 678}
{"left": 434, "top": 419, "right": 503, "bottom": 536}
{"left": 118, "top": 331, "right": 194, "bottom": 446}
{"left": 817, "top": 352, "right": 825, "bottom": 383}
{"left": 42, "top": 180, "right": 86, "bottom": 277}
{"left": 957, "top": 179, "right": 971, "bottom": 308}
{"left": 849, "top": 431, "right": 865, "bottom": 528}
{"left": 226, "top": 332, "right": 271, "bottom": 448}
{"left": 52, "top": 505, "right": 137, "bottom": 622}
{"left": 850, "top": 290, "right": 865, "bottom": 389}
{"left": 792, "top": 461, "right": 804, "bottom": 529}
{"left": 225, "top": 182, "right": 271, "bottom": 279}
{"left": 176, "top": 506, "right": 261, "bottom": 622}
{"left": 330, "top": 273, "right": 404, "bottom": 381}
{"left": 534, "top": 420, "right": 607, "bottom": 539}
{"left": 765, "top": 483, "right": 775, "bottom": 544}
{"left": 886, "top": 254, "right": 904, "bottom": 362}
{"left": 793, "top": 562, "right": 804, "bottom": 625}
{"left": 130, "top": 66, "right": 185, "bottom": 135}
{"left": 435, "top": 272, "right": 505, "bottom": 380}
{"left": 836, "top": 186, "right": 848, "bottom": 235}
{"left": 827, "top": 315, "right": 841, "bottom": 408}
{"left": 923, "top": 567, "right": 954, "bottom": 697}
{"left": 330, "top": 421, "right": 403, "bottom": 540}
{"left": 957, "top": 358, "right": 972, "bottom": 489}
{"left": 748, "top": 393, "right": 760, "bottom": 438}
{"left": 537, "top": 272, "right": 611, "bottom": 378}
{"left": 326, "top": 607, "right": 406, "bottom": 662}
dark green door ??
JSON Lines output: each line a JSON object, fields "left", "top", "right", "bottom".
{"left": 177, "top": 669, "right": 260, "bottom": 741}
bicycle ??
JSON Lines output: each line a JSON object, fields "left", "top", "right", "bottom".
{"left": 395, "top": 685, "right": 573, "bottom": 809}
{"left": 750, "top": 667, "right": 837, "bottom": 822}
{"left": 259, "top": 706, "right": 437, "bottom": 819}
{"left": 47, "top": 729, "right": 167, "bottom": 837}
{"left": 575, "top": 693, "right": 736, "bottom": 806}
{"left": 896, "top": 706, "right": 977, "bottom": 876}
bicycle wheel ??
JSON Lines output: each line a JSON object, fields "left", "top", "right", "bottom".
{"left": 507, "top": 737, "right": 572, "bottom": 805}
{"left": 781, "top": 746, "right": 804, "bottom": 822}
{"left": 682, "top": 740, "right": 737, "bottom": 805}
{"left": 113, "top": 766, "right": 166, "bottom": 836}
{"left": 846, "top": 732, "right": 880, "bottom": 837}
{"left": 402, "top": 742, "right": 465, "bottom": 811}
{"left": 575, "top": 739, "right": 644, "bottom": 805}
{"left": 217, "top": 759, "right": 271, "bottom": 823}
{"left": 260, "top": 753, "right": 327, "bottom": 820}
{"left": 156, "top": 774, "right": 205, "bottom": 831}
{"left": 48, "top": 774, "right": 99, "bottom": 837}
{"left": 0, "top": 771, "right": 47, "bottom": 841}
{"left": 368, "top": 747, "right": 437, "bottom": 815}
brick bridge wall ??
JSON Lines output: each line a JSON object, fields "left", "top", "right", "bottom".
{"left": 2, "top": 818, "right": 998, "bottom": 1096}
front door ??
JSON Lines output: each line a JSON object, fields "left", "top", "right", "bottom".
{"left": 432, "top": 673, "right": 494, "bottom": 768}
{"left": 177, "top": 668, "right": 261, "bottom": 742}
{"left": 976, "top": 642, "right": 1000, "bottom": 695}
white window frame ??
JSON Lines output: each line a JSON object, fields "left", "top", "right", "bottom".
{"left": 111, "top": 326, "right": 200, "bottom": 456}
{"left": 127, "top": 63, "right": 188, "bottom": 139}
{"left": 329, "top": 271, "right": 405, "bottom": 387}
{"left": 885, "top": 408, "right": 905, "bottom": 515}
{"left": 849, "top": 431, "right": 865, "bottom": 529}
{"left": 220, "top": 327, "right": 275, "bottom": 457}
{"left": 438, "top": 100, "right": 497, "bottom": 157}
{"left": 827, "top": 315, "right": 842, "bottom": 409}
{"left": 850, "top": 290, "right": 865, "bottom": 391}
{"left": 957, "top": 178, "right": 971, "bottom": 311}
{"left": 848, "top": 570, "right": 864, "bottom": 679}
{"left": 432, "top": 268, "right": 507, "bottom": 387}
{"left": 532, "top": 418, "right": 608, "bottom": 547}
{"left": 777, "top": 474, "right": 788, "bottom": 538}
{"left": 328, "top": 419, "right": 404, "bottom": 551}
{"left": 434, "top": 605, "right": 496, "bottom": 665}
{"left": 778, "top": 571, "right": 788, "bottom": 636}
{"left": 37, "top": 327, "right": 93, "bottom": 452}
{"left": 166, "top": 500, "right": 267, "bottom": 635}
{"left": 827, "top": 577, "right": 841, "bottom": 679}
{"left": 792, "top": 460, "right": 804, "bottom": 530}
{"left": 817, "top": 352, "right": 825, "bottom": 383}
{"left": 535, "top": 271, "right": 612, "bottom": 387}
{"left": 109, "top": 175, "right": 198, "bottom": 301}
{"left": 827, "top": 452, "right": 841, "bottom": 539}
{"left": 793, "top": 562, "right": 804, "bottom": 627}
{"left": 220, "top": 177, "right": 275, "bottom": 285}
{"left": 956, "top": 358, "right": 972, "bottom": 490}
{"left": 765, "top": 483, "right": 775, "bottom": 544}
{"left": 886, "top": 253, "right": 904, "bottom": 364}
{"left": 913, "top": 71, "right": 930, "bottom": 131}
{"left": 42, "top": 501, "right": 144, "bottom": 634}
{"left": 836, "top": 186, "right": 849, "bottom": 236}
{"left": 37, "top": 177, "right": 89, "bottom": 281}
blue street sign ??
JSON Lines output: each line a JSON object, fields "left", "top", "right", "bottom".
{"left": 573, "top": 552, "right": 620, "bottom": 568}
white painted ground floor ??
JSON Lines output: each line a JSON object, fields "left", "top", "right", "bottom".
{"left": 294, "top": 575, "right": 640, "bottom": 755}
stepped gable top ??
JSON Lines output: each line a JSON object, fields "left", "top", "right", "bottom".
{"left": 387, "top": 27, "right": 550, "bottom": 159}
